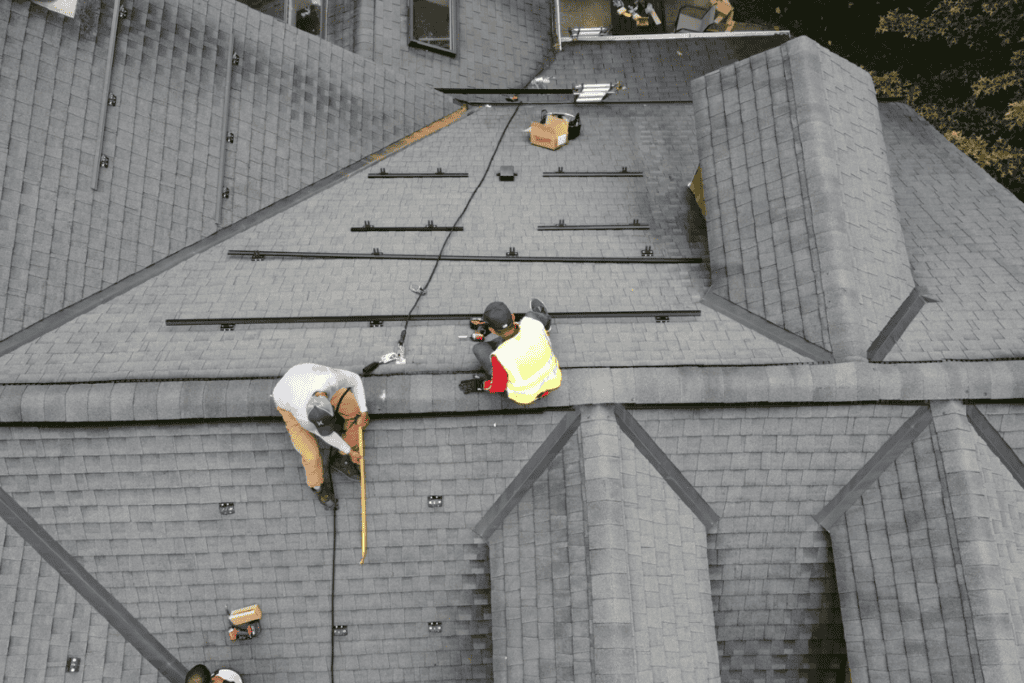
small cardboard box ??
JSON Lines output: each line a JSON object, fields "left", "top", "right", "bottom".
{"left": 530, "top": 117, "right": 569, "bottom": 151}
{"left": 230, "top": 604, "right": 262, "bottom": 625}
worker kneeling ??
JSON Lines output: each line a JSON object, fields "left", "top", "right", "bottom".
{"left": 272, "top": 363, "right": 370, "bottom": 509}
{"left": 463, "top": 299, "right": 561, "bottom": 404}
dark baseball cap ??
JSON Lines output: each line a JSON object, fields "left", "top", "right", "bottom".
{"left": 483, "top": 301, "right": 514, "bottom": 332}
{"left": 306, "top": 394, "right": 338, "bottom": 436}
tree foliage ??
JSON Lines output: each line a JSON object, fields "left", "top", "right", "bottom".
{"left": 874, "top": 0, "right": 1023, "bottom": 200}
{"left": 732, "top": 0, "right": 1024, "bottom": 201}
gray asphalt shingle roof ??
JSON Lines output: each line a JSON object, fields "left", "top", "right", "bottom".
{"left": 0, "top": 0, "right": 454, "bottom": 340}
{"left": 693, "top": 36, "right": 914, "bottom": 360}
{"left": 881, "top": 103, "right": 1024, "bottom": 362}
{"left": 538, "top": 34, "right": 789, "bottom": 102}
{"left": 6, "top": 5, "right": 1024, "bottom": 681}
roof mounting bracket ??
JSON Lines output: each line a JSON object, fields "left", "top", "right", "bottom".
{"left": 219, "top": 502, "right": 235, "bottom": 515}
{"left": 506, "top": 247, "right": 518, "bottom": 257}
{"left": 220, "top": 323, "right": 235, "bottom": 331}
{"left": 250, "top": 251, "right": 265, "bottom": 262}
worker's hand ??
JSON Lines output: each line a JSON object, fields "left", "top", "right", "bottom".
{"left": 357, "top": 412, "right": 371, "bottom": 428}
{"left": 349, "top": 446, "right": 362, "bottom": 465}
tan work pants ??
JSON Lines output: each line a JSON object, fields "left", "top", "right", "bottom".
{"left": 277, "top": 388, "right": 362, "bottom": 488}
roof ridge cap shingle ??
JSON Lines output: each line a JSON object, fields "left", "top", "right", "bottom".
{"left": 787, "top": 37, "right": 865, "bottom": 360}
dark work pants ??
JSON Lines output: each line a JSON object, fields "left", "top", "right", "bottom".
{"left": 472, "top": 311, "right": 552, "bottom": 377}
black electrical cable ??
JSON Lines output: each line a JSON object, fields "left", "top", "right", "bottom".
{"left": 330, "top": 500, "right": 337, "bottom": 683}
{"left": 364, "top": 105, "right": 521, "bottom": 374}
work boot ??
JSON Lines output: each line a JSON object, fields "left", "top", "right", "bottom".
{"left": 460, "top": 375, "right": 487, "bottom": 394}
{"left": 312, "top": 484, "right": 336, "bottom": 510}
{"left": 329, "top": 449, "right": 361, "bottom": 482}
{"left": 530, "top": 298, "right": 548, "bottom": 315}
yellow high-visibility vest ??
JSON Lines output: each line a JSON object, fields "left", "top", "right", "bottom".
{"left": 491, "top": 317, "right": 562, "bottom": 404}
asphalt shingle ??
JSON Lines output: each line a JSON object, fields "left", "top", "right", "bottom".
{"left": 0, "top": 0, "right": 454, "bottom": 340}
{"left": 881, "top": 103, "right": 1024, "bottom": 361}
{"left": 694, "top": 36, "right": 914, "bottom": 359}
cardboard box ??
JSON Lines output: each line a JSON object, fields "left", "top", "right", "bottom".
{"left": 530, "top": 117, "right": 569, "bottom": 151}
{"left": 230, "top": 604, "right": 262, "bottom": 625}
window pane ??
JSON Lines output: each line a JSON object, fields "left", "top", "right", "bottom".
{"left": 296, "top": 0, "right": 321, "bottom": 35}
{"left": 412, "top": 0, "right": 451, "bottom": 51}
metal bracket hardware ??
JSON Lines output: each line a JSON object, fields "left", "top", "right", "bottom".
{"left": 108, "top": 94, "right": 116, "bottom": 106}
{"left": 369, "top": 320, "right": 384, "bottom": 327}
{"left": 220, "top": 323, "right": 235, "bottom": 331}
{"left": 226, "top": 132, "right": 234, "bottom": 143}
{"left": 67, "top": 658, "right": 81, "bottom": 673}
{"left": 428, "top": 496, "right": 443, "bottom": 508}
{"left": 410, "top": 285, "right": 426, "bottom": 296}
{"left": 100, "top": 155, "right": 109, "bottom": 168}
{"left": 372, "top": 248, "right": 383, "bottom": 256}
{"left": 498, "top": 165, "right": 516, "bottom": 181}
{"left": 250, "top": 251, "right": 265, "bottom": 262}
{"left": 427, "top": 220, "right": 435, "bottom": 228}
{"left": 506, "top": 247, "right": 518, "bottom": 257}
{"left": 219, "top": 502, "right": 235, "bottom": 515}
{"left": 655, "top": 316, "right": 669, "bottom": 323}
{"left": 222, "top": 188, "right": 230, "bottom": 199}
{"left": 428, "top": 622, "right": 442, "bottom": 634}
{"left": 232, "top": 53, "right": 240, "bottom": 66}
{"left": 119, "top": 5, "right": 128, "bottom": 18}
{"left": 334, "top": 625, "right": 348, "bottom": 637}
{"left": 642, "top": 246, "right": 653, "bottom": 257}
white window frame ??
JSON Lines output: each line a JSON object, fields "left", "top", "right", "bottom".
{"left": 408, "top": 0, "right": 457, "bottom": 57}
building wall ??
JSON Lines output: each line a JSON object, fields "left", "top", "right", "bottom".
{"left": 0, "top": 0, "right": 453, "bottom": 340}
{"left": 341, "top": 0, "right": 555, "bottom": 89}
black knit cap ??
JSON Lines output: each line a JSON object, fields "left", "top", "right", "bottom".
{"left": 483, "top": 301, "right": 514, "bottom": 332}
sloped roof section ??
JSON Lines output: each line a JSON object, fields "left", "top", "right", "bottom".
{"left": 490, "top": 405, "right": 720, "bottom": 680}
{"left": 636, "top": 403, "right": 927, "bottom": 682}
{"left": 537, "top": 35, "right": 789, "bottom": 101}
{"left": 0, "top": 0, "right": 454, "bottom": 341}
{"left": 693, "top": 36, "right": 914, "bottom": 360}
{"left": 880, "top": 103, "right": 1024, "bottom": 361}
{"left": 0, "top": 105, "right": 809, "bottom": 384}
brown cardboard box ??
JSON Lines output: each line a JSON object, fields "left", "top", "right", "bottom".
{"left": 230, "top": 604, "right": 262, "bottom": 625}
{"left": 530, "top": 117, "right": 569, "bottom": 150}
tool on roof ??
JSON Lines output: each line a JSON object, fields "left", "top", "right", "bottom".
{"left": 228, "top": 604, "right": 262, "bottom": 641}
{"left": 459, "top": 319, "right": 489, "bottom": 342}
{"left": 362, "top": 330, "right": 407, "bottom": 375}
{"left": 359, "top": 426, "right": 367, "bottom": 565}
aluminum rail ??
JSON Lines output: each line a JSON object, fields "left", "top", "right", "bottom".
{"left": 351, "top": 225, "right": 463, "bottom": 232}
{"left": 436, "top": 88, "right": 575, "bottom": 94}
{"left": 226, "top": 249, "right": 701, "bottom": 264}
{"left": 538, "top": 222, "right": 649, "bottom": 230}
{"left": 91, "top": 1, "right": 122, "bottom": 191}
{"left": 214, "top": 35, "right": 234, "bottom": 227}
{"left": 166, "top": 310, "right": 702, "bottom": 327}
{"left": 368, "top": 169, "right": 469, "bottom": 178}
{"left": 544, "top": 168, "right": 643, "bottom": 177}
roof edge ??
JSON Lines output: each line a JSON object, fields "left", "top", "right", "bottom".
{"left": 5, "top": 361, "right": 1024, "bottom": 422}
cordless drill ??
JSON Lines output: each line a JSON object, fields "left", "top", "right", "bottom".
{"left": 459, "top": 319, "right": 489, "bottom": 342}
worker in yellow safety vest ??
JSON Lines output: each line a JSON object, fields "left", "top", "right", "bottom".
{"left": 466, "top": 299, "right": 561, "bottom": 404}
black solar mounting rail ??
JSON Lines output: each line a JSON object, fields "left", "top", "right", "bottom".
{"left": 351, "top": 221, "right": 462, "bottom": 232}
{"left": 165, "top": 310, "right": 702, "bottom": 327}
{"left": 538, "top": 219, "right": 649, "bottom": 230}
{"left": 543, "top": 166, "right": 643, "bottom": 177}
{"left": 227, "top": 249, "right": 698, "bottom": 264}
{"left": 437, "top": 88, "right": 577, "bottom": 94}
{"left": 367, "top": 168, "right": 469, "bottom": 178}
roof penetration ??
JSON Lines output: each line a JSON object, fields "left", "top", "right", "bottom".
{"left": 693, "top": 37, "right": 914, "bottom": 360}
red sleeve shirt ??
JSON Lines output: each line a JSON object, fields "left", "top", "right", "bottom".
{"left": 483, "top": 356, "right": 508, "bottom": 393}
